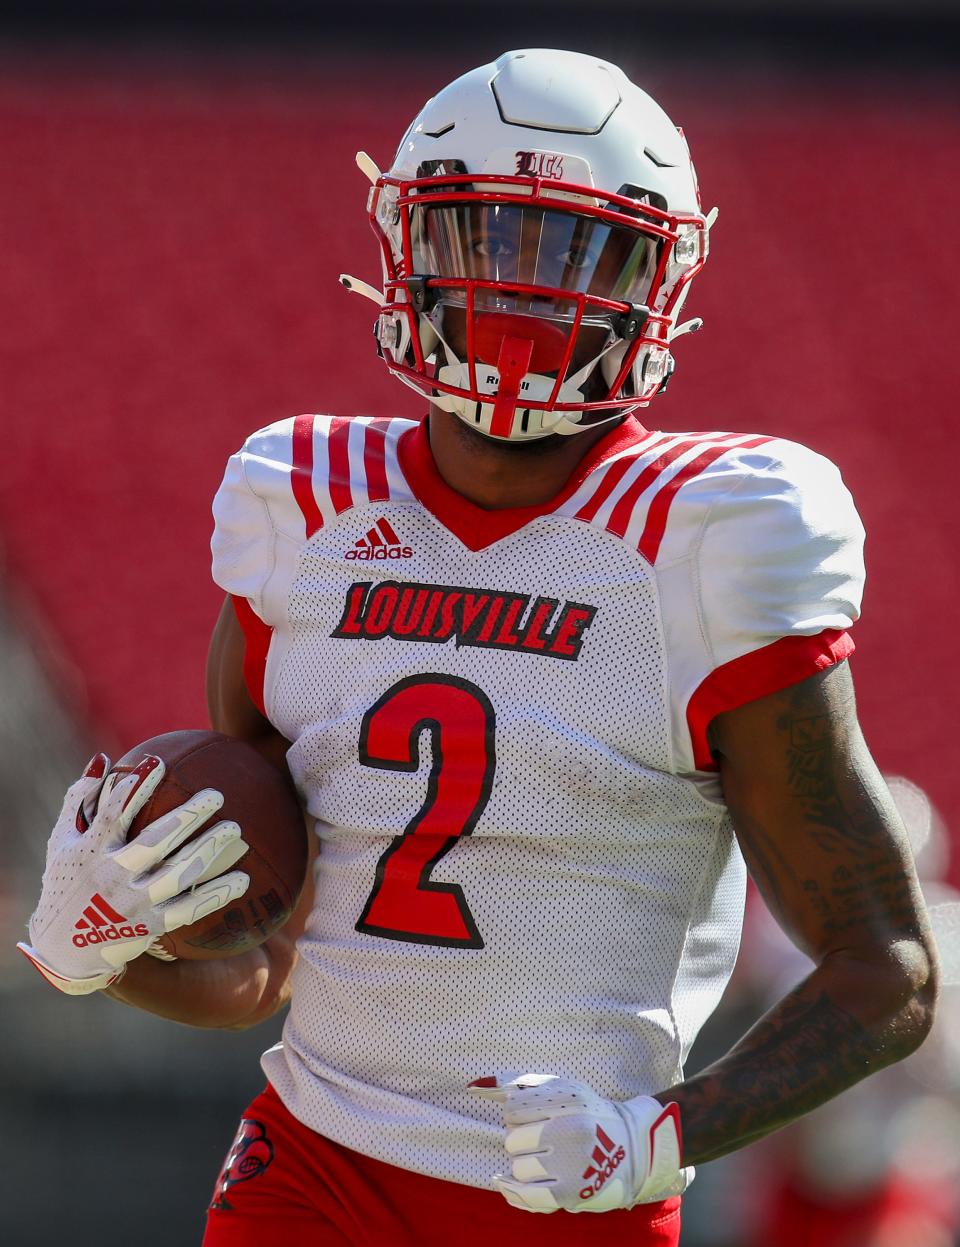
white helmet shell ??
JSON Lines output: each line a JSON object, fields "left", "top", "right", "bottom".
{"left": 393, "top": 50, "right": 700, "bottom": 215}
{"left": 358, "top": 50, "right": 711, "bottom": 440}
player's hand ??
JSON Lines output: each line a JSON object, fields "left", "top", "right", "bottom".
{"left": 17, "top": 753, "right": 250, "bottom": 996}
{"left": 468, "top": 1074, "right": 688, "bottom": 1213}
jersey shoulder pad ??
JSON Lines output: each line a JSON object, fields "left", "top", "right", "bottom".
{"left": 210, "top": 415, "right": 304, "bottom": 615}
{"left": 658, "top": 437, "right": 865, "bottom": 775}
{"left": 210, "top": 414, "right": 418, "bottom": 615}
{"left": 695, "top": 436, "right": 866, "bottom": 667}
{"left": 562, "top": 429, "right": 779, "bottom": 561}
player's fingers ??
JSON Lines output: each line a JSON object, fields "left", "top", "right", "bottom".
{"left": 501, "top": 1101, "right": 558, "bottom": 1126}
{"left": 504, "top": 1122, "right": 546, "bottom": 1156}
{"left": 511, "top": 1074, "right": 561, "bottom": 1090}
{"left": 160, "top": 870, "right": 249, "bottom": 933}
{"left": 499, "top": 1090, "right": 571, "bottom": 1127}
{"left": 511, "top": 1154, "right": 551, "bottom": 1182}
{"left": 492, "top": 1178, "right": 533, "bottom": 1212}
{"left": 60, "top": 753, "right": 111, "bottom": 833}
{"left": 95, "top": 757, "right": 167, "bottom": 847}
{"left": 491, "top": 1175, "right": 559, "bottom": 1213}
{"left": 468, "top": 1076, "right": 561, "bottom": 1124}
{"left": 100, "top": 933, "right": 153, "bottom": 969}
{"left": 143, "top": 822, "right": 246, "bottom": 904}
{"left": 467, "top": 1077, "right": 508, "bottom": 1102}
{"left": 500, "top": 1078, "right": 587, "bottom": 1126}
{"left": 110, "top": 788, "right": 224, "bottom": 873}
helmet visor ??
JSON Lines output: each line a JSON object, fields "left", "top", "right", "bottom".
{"left": 412, "top": 202, "right": 661, "bottom": 308}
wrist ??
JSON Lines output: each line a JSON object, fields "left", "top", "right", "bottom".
{"left": 620, "top": 1094, "right": 689, "bottom": 1203}
{"left": 17, "top": 942, "right": 125, "bottom": 996}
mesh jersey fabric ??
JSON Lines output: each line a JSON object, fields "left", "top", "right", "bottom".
{"left": 210, "top": 412, "right": 865, "bottom": 1190}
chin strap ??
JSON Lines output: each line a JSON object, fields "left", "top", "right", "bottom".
{"left": 338, "top": 269, "right": 660, "bottom": 439}
{"left": 428, "top": 306, "right": 630, "bottom": 439}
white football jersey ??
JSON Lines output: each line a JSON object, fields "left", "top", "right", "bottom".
{"left": 210, "top": 413, "right": 864, "bottom": 1189}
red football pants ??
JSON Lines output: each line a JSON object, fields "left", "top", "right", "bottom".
{"left": 203, "top": 1083, "right": 682, "bottom": 1247}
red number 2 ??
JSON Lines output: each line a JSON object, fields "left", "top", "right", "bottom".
{"left": 356, "top": 675, "right": 495, "bottom": 948}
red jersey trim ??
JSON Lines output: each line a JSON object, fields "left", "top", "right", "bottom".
{"left": 327, "top": 416, "right": 354, "bottom": 515}
{"left": 687, "top": 629, "right": 856, "bottom": 771}
{"left": 574, "top": 430, "right": 675, "bottom": 523}
{"left": 291, "top": 415, "right": 323, "bottom": 539}
{"left": 363, "top": 419, "right": 391, "bottom": 504}
{"left": 637, "top": 435, "right": 772, "bottom": 563}
{"left": 396, "top": 415, "right": 651, "bottom": 551}
{"left": 230, "top": 595, "right": 273, "bottom": 718}
{"left": 602, "top": 432, "right": 742, "bottom": 541}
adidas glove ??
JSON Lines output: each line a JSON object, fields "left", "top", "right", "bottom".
{"left": 468, "top": 1074, "right": 690, "bottom": 1213}
{"left": 17, "top": 752, "right": 250, "bottom": 995}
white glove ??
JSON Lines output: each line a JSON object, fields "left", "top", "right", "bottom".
{"left": 17, "top": 752, "right": 250, "bottom": 995}
{"left": 468, "top": 1074, "right": 690, "bottom": 1213}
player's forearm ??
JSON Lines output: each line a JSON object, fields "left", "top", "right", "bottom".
{"left": 103, "top": 939, "right": 293, "bottom": 1030}
{"left": 659, "top": 939, "right": 937, "bottom": 1166}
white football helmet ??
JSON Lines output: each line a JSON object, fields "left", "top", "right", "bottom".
{"left": 342, "top": 49, "right": 713, "bottom": 442}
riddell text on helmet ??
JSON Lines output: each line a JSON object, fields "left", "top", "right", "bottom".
{"left": 332, "top": 580, "right": 597, "bottom": 661}
{"left": 72, "top": 923, "right": 148, "bottom": 947}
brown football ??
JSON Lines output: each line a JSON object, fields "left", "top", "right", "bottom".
{"left": 110, "top": 729, "right": 308, "bottom": 961}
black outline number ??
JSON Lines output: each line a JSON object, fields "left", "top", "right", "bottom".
{"left": 356, "top": 674, "right": 495, "bottom": 948}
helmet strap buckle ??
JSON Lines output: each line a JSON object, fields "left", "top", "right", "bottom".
{"left": 610, "top": 303, "right": 650, "bottom": 342}
{"left": 405, "top": 276, "right": 439, "bottom": 314}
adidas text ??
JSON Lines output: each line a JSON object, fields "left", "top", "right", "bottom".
{"left": 579, "top": 1128, "right": 626, "bottom": 1201}
{"left": 345, "top": 546, "right": 413, "bottom": 561}
{"left": 72, "top": 923, "right": 149, "bottom": 948}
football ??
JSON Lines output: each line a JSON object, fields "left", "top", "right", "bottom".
{"left": 110, "top": 729, "right": 308, "bottom": 961}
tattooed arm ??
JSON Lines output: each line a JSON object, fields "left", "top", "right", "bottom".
{"left": 659, "top": 660, "right": 939, "bottom": 1165}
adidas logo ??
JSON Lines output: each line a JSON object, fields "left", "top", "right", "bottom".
{"left": 579, "top": 1123, "right": 626, "bottom": 1201}
{"left": 345, "top": 517, "right": 412, "bottom": 561}
{"left": 71, "top": 892, "right": 148, "bottom": 948}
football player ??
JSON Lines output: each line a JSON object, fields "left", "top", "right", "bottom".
{"left": 19, "top": 50, "right": 938, "bottom": 1247}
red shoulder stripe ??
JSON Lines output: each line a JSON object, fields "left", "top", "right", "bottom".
{"left": 638, "top": 436, "right": 771, "bottom": 563}
{"left": 291, "top": 414, "right": 323, "bottom": 538}
{"left": 363, "top": 419, "right": 391, "bottom": 504}
{"left": 328, "top": 416, "right": 354, "bottom": 514}
{"left": 604, "top": 434, "right": 725, "bottom": 539}
{"left": 574, "top": 432, "right": 672, "bottom": 523}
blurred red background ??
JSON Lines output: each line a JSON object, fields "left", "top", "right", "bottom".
{"left": 1, "top": 52, "right": 958, "bottom": 868}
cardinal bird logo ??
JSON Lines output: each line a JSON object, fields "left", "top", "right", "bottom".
{"left": 210, "top": 1118, "right": 275, "bottom": 1211}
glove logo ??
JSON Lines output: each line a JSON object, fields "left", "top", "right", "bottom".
{"left": 210, "top": 1118, "right": 275, "bottom": 1211}
{"left": 71, "top": 893, "right": 149, "bottom": 947}
{"left": 579, "top": 1123, "right": 626, "bottom": 1201}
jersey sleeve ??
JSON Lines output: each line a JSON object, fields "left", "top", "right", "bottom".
{"left": 664, "top": 441, "right": 865, "bottom": 773}
{"left": 210, "top": 450, "right": 275, "bottom": 618}
{"left": 210, "top": 417, "right": 301, "bottom": 621}
{"left": 210, "top": 418, "right": 303, "bottom": 716}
